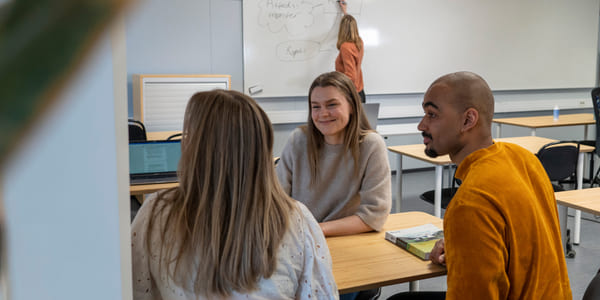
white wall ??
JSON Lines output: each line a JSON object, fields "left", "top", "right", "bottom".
{"left": 1, "top": 20, "right": 131, "bottom": 300}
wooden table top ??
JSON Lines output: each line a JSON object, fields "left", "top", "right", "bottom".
{"left": 130, "top": 182, "right": 178, "bottom": 195}
{"left": 555, "top": 188, "right": 600, "bottom": 215}
{"left": 387, "top": 136, "right": 594, "bottom": 164}
{"left": 493, "top": 113, "right": 595, "bottom": 128}
{"left": 497, "top": 136, "right": 594, "bottom": 153}
{"left": 327, "top": 212, "right": 446, "bottom": 294}
{"left": 146, "top": 131, "right": 182, "bottom": 141}
{"left": 387, "top": 143, "right": 452, "bottom": 165}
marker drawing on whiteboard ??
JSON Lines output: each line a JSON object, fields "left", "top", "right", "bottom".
{"left": 249, "top": 85, "right": 263, "bottom": 95}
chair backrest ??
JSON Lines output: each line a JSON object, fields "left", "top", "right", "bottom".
{"left": 166, "top": 133, "right": 182, "bottom": 141}
{"left": 536, "top": 141, "right": 579, "bottom": 182}
{"left": 583, "top": 268, "right": 600, "bottom": 300}
{"left": 591, "top": 88, "right": 600, "bottom": 150}
{"left": 128, "top": 119, "right": 147, "bottom": 142}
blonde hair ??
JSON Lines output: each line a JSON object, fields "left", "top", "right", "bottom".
{"left": 145, "top": 90, "right": 295, "bottom": 296}
{"left": 303, "top": 71, "right": 373, "bottom": 184}
{"left": 337, "top": 14, "right": 363, "bottom": 51}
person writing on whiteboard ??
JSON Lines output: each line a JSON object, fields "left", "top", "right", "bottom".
{"left": 131, "top": 90, "right": 338, "bottom": 299}
{"left": 389, "top": 72, "right": 571, "bottom": 300}
{"left": 276, "top": 71, "right": 391, "bottom": 238}
{"left": 336, "top": 1, "right": 366, "bottom": 103}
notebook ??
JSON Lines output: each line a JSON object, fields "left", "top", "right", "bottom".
{"left": 129, "top": 140, "right": 181, "bottom": 185}
{"left": 363, "top": 103, "right": 380, "bottom": 130}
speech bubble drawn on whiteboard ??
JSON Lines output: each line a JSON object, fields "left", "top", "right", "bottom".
{"left": 276, "top": 40, "right": 322, "bottom": 61}
{"left": 258, "top": 0, "right": 317, "bottom": 35}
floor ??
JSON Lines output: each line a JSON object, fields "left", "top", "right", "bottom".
{"left": 379, "top": 169, "right": 600, "bottom": 300}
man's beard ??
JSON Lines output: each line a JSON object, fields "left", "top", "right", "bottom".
{"left": 422, "top": 132, "right": 438, "bottom": 158}
{"left": 424, "top": 147, "right": 439, "bottom": 158}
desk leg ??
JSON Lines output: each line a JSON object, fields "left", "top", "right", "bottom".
{"left": 496, "top": 124, "right": 502, "bottom": 138}
{"left": 585, "top": 124, "right": 589, "bottom": 140}
{"left": 558, "top": 204, "right": 568, "bottom": 253}
{"left": 434, "top": 165, "right": 443, "bottom": 218}
{"left": 409, "top": 281, "right": 420, "bottom": 292}
{"left": 574, "top": 152, "right": 584, "bottom": 244}
{"left": 531, "top": 128, "right": 536, "bottom": 136}
{"left": 447, "top": 165, "right": 453, "bottom": 188}
{"left": 395, "top": 154, "right": 403, "bottom": 213}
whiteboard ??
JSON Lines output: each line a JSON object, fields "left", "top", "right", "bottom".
{"left": 243, "top": 0, "right": 599, "bottom": 97}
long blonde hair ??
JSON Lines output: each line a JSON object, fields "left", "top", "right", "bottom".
{"left": 146, "top": 89, "right": 295, "bottom": 296}
{"left": 337, "top": 14, "right": 363, "bottom": 51}
{"left": 303, "top": 71, "right": 373, "bottom": 184}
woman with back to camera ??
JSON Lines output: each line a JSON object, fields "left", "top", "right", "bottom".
{"left": 276, "top": 71, "right": 391, "bottom": 238}
{"left": 336, "top": 1, "right": 366, "bottom": 103}
{"left": 131, "top": 90, "right": 338, "bottom": 299}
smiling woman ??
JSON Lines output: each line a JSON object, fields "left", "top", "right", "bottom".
{"left": 276, "top": 71, "right": 391, "bottom": 238}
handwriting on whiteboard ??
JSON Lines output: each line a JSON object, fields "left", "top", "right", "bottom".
{"left": 257, "top": 0, "right": 347, "bottom": 62}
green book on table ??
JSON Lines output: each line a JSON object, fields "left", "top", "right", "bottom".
{"left": 385, "top": 223, "right": 444, "bottom": 260}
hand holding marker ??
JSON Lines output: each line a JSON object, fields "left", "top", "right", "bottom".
{"left": 338, "top": 0, "right": 347, "bottom": 14}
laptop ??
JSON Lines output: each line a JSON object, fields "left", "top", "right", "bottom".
{"left": 363, "top": 103, "right": 380, "bottom": 130}
{"left": 129, "top": 140, "right": 181, "bottom": 185}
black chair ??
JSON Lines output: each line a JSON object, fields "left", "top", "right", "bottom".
{"left": 536, "top": 141, "right": 580, "bottom": 192}
{"left": 579, "top": 87, "right": 600, "bottom": 187}
{"left": 419, "top": 167, "right": 460, "bottom": 210}
{"left": 167, "top": 132, "right": 182, "bottom": 140}
{"left": 536, "top": 141, "right": 580, "bottom": 258}
{"left": 354, "top": 287, "right": 381, "bottom": 300}
{"left": 128, "top": 119, "right": 147, "bottom": 142}
{"left": 583, "top": 267, "right": 600, "bottom": 300}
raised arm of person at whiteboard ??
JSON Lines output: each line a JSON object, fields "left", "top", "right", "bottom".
{"left": 338, "top": 0, "right": 347, "bottom": 15}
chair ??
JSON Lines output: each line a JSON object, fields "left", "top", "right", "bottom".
{"left": 128, "top": 119, "right": 147, "bottom": 142}
{"left": 419, "top": 167, "right": 460, "bottom": 210}
{"left": 536, "top": 141, "right": 579, "bottom": 258}
{"left": 579, "top": 87, "right": 600, "bottom": 187}
{"left": 536, "top": 141, "right": 580, "bottom": 192}
{"left": 583, "top": 267, "right": 600, "bottom": 300}
{"left": 167, "top": 132, "right": 182, "bottom": 140}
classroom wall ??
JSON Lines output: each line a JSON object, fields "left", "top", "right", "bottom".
{"left": 1, "top": 21, "right": 132, "bottom": 300}
{"left": 124, "top": 0, "right": 598, "bottom": 165}
{"left": 125, "top": 0, "right": 244, "bottom": 115}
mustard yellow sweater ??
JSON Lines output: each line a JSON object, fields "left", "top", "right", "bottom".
{"left": 445, "top": 142, "right": 571, "bottom": 299}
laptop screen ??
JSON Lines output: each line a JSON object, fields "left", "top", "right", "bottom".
{"left": 363, "top": 103, "right": 380, "bottom": 129}
{"left": 129, "top": 140, "right": 181, "bottom": 175}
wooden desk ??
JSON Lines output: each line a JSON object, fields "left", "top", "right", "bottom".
{"left": 555, "top": 187, "right": 600, "bottom": 215}
{"left": 327, "top": 212, "right": 446, "bottom": 294}
{"left": 388, "top": 136, "right": 594, "bottom": 217}
{"left": 130, "top": 182, "right": 178, "bottom": 203}
{"left": 493, "top": 113, "right": 594, "bottom": 137}
{"left": 146, "top": 131, "right": 182, "bottom": 141}
{"left": 555, "top": 188, "right": 600, "bottom": 251}
{"left": 387, "top": 145, "right": 452, "bottom": 217}
{"left": 494, "top": 113, "right": 595, "bottom": 244}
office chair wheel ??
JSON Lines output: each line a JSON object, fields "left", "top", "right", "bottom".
{"left": 566, "top": 229, "right": 576, "bottom": 258}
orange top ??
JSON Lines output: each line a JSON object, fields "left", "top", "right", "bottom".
{"left": 335, "top": 41, "right": 364, "bottom": 93}
{"left": 444, "top": 142, "right": 571, "bottom": 300}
